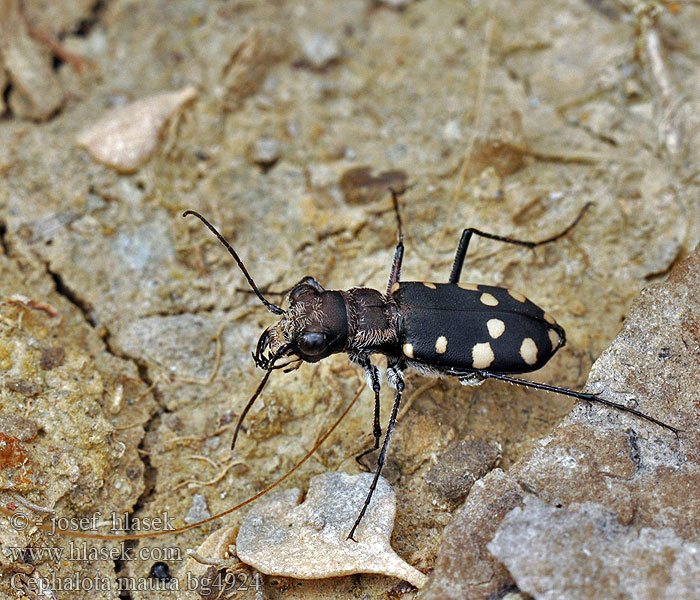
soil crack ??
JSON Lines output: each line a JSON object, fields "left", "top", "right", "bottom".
{"left": 46, "top": 263, "right": 98, "bottom": 327}
{"left": 0, "top": 221, "right": 8, "bottom": 256}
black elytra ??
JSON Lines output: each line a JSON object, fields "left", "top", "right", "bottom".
{"left": 394, "top": 282, "right": 564, "bottom": 373}
{"left": 182, "top": 193, "right": 679, "bottom": 542}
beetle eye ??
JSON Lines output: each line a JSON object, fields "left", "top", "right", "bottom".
{"left": 298, "top": 332, "right": 327, "bottom": 356}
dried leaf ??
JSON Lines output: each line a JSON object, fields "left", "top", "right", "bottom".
{"left": 76, "top": 86, "right": 197, "bottom": 172}
{"left": 236, "top": 472, "right": 427, "bottom": 588}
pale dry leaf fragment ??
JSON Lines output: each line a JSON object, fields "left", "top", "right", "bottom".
{"left": 236, "top": 472, "right": 428, "bottom": 588}
{"left": 180, "top": 525, "right": 249, "bottom": 600}
{"left": 181, "top": 525, "right": 238, "bottom": 580}
{"left": 76, "top": 86, "right": 197, "bottom": 172}
{"left": 220, "top": 26, "right": 289, "bottom": 111}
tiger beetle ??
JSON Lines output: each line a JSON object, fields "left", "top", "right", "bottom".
{"left": 183, "top": 193, "right": 679, "bottom": 542}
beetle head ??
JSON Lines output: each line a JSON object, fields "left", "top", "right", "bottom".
{"left": 254, "top": 278, "right": 348, "bottom": 368}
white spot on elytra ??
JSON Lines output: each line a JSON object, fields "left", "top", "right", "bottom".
{"left": 423, "top": 282, "right": 437, "bottom": 289}
{"left": 520, "top": 337, "right": 538, "bottom": 365}
{"left": 480, "top": 292, "right": 499, "bottom": 306}
{"left": 403, "top": 343, "right": 414, "bottom": 358}
{"left": 435, "top": 336, "right": 448, "bottom": 354}
{"left": 508, "top": 289, "right": 527, "bottom": 303}
{"left": 391, "top": 282, "right": 400, "bottom": 294}
{"left": 548, "top": 328, "right": 561, "bottom": 350}
{"left": 472, "top": 342, "right": 494, "bottom": 368}
{"left": 458, "top": 283, "right": 479, "bottom": 291}
{"left": 487, "top": 319, "right": 505, "bottom": 339}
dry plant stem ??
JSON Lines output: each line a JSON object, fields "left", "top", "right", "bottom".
{"left": 636, "top": 4, "right": 684, "bottom": 157}
{"left": 171, "top": 459, "right": 245, "bottom": 492}
{"left": 114, "top": 418, "right": 152, "bottom": 431}
{"left": 187, "top": 454, "right": 220, "bottom": 469}
{"left": 172, "top": 320, "right": 228, "bottom": 385}
{"left": 9, "top": 493, "right": 55, "bottom": 514}
{"left": 644, "top": 27, "right": 675, "bottom": 102}
{"left": 397, "top": 379, "right": 438, "bottom": 421}
{"left": 186, "top": 549, "right": 244, "bottom": 571}
{"left": 28, "top": 26, "right": 94, "bottom": 72}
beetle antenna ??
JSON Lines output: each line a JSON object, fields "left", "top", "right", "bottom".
{"left": 231, "top": 368, "right": 273, "bottom": 451}
{"left": 231, "top": 343, "right": 293, "bottom": 451}
{"left": 183, "top": 210, "right": 285, "bottom": 315}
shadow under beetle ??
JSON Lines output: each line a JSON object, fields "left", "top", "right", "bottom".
{"left": 183, "top": 192, "right": 679, "bottom": 541}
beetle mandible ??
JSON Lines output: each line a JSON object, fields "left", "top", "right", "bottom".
{"left": 183, "top": 191, "right": 678, "bottom": 541}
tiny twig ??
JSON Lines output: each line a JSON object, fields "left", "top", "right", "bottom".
{"left": 172, "top": 321, "right": 228, "bottom": 385}
{"left": 186, "top": 549, "right": 243, "bottom": 570}
{"left": 10, "top": 494, "right": 55, "bottom": 515}
{"left": 186, "top": 454, "right": 220, "bottom": 469}
{"left": 171, "top": 459, "right": 244, "bottom": 492}
{"left": 398, "top": 379, "right": 437, "bottom": 421}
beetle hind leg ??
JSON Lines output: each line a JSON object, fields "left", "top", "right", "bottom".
{"left": 478, "top": 371, "right": 680, "bottom": 435}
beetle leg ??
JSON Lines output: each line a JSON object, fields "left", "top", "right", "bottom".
{"left": 458, "top": 372, "right": 486, "bottom": 386}
{"left": 448, "top": 203, "right": 592, "bottom": 284}
{"left": 348, "top": 365, "right": 405, "bottom": 541}
{"left": 386, "top": 189, "right": 405, "bottom": 295}
{"left": 385, "top": 362, "right": 404, "bottom": 390}
{"left": 352, "top": 354, "right": 383, "bottom": 460}
{"left": 478, "top": 371, "right": 680, "bottom": 435}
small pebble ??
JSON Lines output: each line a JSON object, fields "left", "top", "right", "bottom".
{"left": 426, "top": 438, "right": 501, "bottom": 501}
{"left": 300, "top": 32, "right": 341, "bottom": 69}
{"left": 339, "top": 166, "right": 407, "bottom": 205}
{"left": 149, "top": 562, "right": 172, "bottom": 581}
{"left": 40, "top": 347, "right": 65, "bottom": 370}
{"left": 0, "top": 413, "right": 39, "bottom": 442}
{"left": 442, "top": 119, "right": 462, "bottom": 142}
{"left": 248, "top": 136, "right": 281, "bottom": 169}
{"left": 185, "top": 493, "right": 211, "bottom": 524}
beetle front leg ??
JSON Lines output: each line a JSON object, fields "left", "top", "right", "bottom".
{"left": 351, "top": 354, "right": 383, "bottom": 460}
{"left": 385, "top": 359, "right": 405, "bottom": 390}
